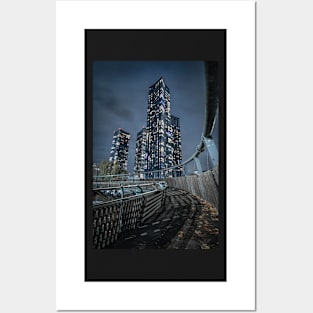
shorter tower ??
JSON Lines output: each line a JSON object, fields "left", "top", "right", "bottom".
{"left": 134, "top": 128, "right": 148, "bottom": 176}
{"left": 109, "top": 128, "right": 131, "bottom": 172}
{"left": 170, "top": 115, "right": 182, "bottom": 175}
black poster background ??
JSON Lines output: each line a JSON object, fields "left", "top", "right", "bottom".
{"left": 85, "top": 30, "right": 226, "bottom": 281}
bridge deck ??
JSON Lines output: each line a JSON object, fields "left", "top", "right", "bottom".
{"left": 108, "top": 188, "right": 219, "bottom": 249}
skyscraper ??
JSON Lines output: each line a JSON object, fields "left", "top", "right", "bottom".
{"left": 134, "top": 127, "right": 148, "bottom": 176}
{"left": 109, "top": 128, "right": 131, "bottom": 172}
{"left": 144, "top": 77, "right": 182, "bottom": 177}
{"left": 170, "top": 115, "right": 182, "bottom": 175}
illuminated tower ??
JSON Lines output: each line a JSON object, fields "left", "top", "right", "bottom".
{"left": 109, "top": 128, "right": 131, "bottom": 172}
{"left": 170, "top": 115, "right": 182, "bottom": 175}
{"left": 145, "top": 77, "right": 182, "bottom": 177}
{"left": 134, "top": 127, "right": 148, "bottom": 176}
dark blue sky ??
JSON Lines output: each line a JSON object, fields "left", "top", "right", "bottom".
{"left": 93, "top": 61, "right": 218, "bottom": 172}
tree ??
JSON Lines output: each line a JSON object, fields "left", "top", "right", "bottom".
{"left": 99, "top": 160, "right": 113, "bottom": 175}
{"left": 99, "top": 160, "right": 128, "bottom": 175}
{"left": 111, "top": 163, "right": 121, "bottom": 174}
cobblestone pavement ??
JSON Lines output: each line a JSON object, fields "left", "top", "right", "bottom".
{"left": 109, "top": 188, "right": 219, "bottom": 249}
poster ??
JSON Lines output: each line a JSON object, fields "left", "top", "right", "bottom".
{"left": 57, "top": 1, "right": 255, "bottom": 310}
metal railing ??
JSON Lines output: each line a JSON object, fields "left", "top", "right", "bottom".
{"left": 92, "top": 182, "right": 166, "bottom": 249}
{"left": 93, "top": 182, "right": 167, "bottom": 205}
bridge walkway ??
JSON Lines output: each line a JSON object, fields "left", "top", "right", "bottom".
{"left": 109, "top": 188, "right": 194, "bottom": 249}
{"left": 109, "top": 188, "right": 219, "bottom": 249}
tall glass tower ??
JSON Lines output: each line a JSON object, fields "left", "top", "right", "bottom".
{"left": 170, "top": 115, "right": 182, "bottom": 175}
{"left": 109, "top": 128, "right": 131, "bottom": 172}
{"left": 134, "top": 127, "right": 148, "bottom": 177}
{"left": 145, "top": 77, "right": 182, "bottom": 177}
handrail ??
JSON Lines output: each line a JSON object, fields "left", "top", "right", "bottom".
{"left": 93, "top": 182, "right": 157, "bottom": 191}
{"left": 93, "top": 189, "right": 160, "bottom": 207}
{"left": 92, "top": 181, "right": 166, "bottom": 206}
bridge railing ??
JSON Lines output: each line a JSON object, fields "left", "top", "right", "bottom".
{"left": 93, "top": 168, "right": 182, "bottom": 188}
{"left": 166, "top": 170, "right": 218, "bottom": 209}
{"left": 93, "top": 182, "right": 167, "bottom": 204}
{"left": 92, "top": 182, "right": 166, "bottom": 249}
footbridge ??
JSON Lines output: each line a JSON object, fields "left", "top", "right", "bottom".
{"left": 92, "top": 62, "right": 221, "bottom": 249}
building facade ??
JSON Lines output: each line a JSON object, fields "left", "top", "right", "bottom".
{"left": 134, "top": 77, "right": 182, "bottom": 177}
{"left": 170, "top": 115, "right": 182, "bottom": 175}
{"left": 109, "top": 128, "right": 131, "bottom": 172}
{"left": 146, "top": 77, "right": 172, "bottom": 174}
{"left": 134, "top": 127, "right": 148, "bottom": 176}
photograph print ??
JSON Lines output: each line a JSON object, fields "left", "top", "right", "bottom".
{"left": 85, "top": 30, "right": 226, "bottom": 281}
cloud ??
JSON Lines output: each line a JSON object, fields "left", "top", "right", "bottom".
{"left": 93, "top": 83, "right": 134, "bottom": 120}
{"left": 92, "top": 61, "right": 218, "bottom": 171}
